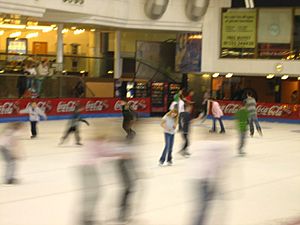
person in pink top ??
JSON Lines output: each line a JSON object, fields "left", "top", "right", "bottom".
{"left": 79, "top": 136, "right": 135, "bottom": 225}
{"left": 209, "top": 99, "right": 226, "bottom": 133}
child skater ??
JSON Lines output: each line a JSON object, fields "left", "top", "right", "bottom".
{"left": 159, "top": 108, "right": 178, "bottom": 166}
{"left": 120, "top": 100, "right": 137, "bottom": 139}
{"left": 0, "top": 122, "right": 24, "bottom": 184}
{"left": 209, "top": 99, "right": 226, "bottom": 134}
{"left": 19, "top": 102, "right": 47, "bottom": 138}
{"left": 178, "top": 104, "right": 193, "bottom": 157}
{"left": 60, "top": 104, "right": 89, "bottom": 146}
{"left": 235, "top": 101, "right": 249, "bottom": 156}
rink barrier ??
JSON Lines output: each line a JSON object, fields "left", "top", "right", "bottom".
{"left": 209, "top": 100, "right": 300, "bottom": 124}
{"left": 0, "top": 97, "right": 151, "bottom": 123}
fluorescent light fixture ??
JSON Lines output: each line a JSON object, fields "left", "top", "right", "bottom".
{"left": 90, "top": 29, "right": 96, "bottom": 32}
{"left": 80, "top": 70, "right": 86, "bottom": 73}
{"left": 212, "top": 73, "right": 220, "bottom": 78}
{"left": 51, "top": 24, "right": 57, "bottom": 28}
{"left": 266, "top": 74, "right": 275, "bottom": 79}
{"left": 71, "top": 26, "right": 77, "bottom": 30}
{"left": 0, "top": 24, "right": 25, "bottom": 29}
{"left": 9, "top": 31, "right": 22, "bottom": 38}
{"left": 107, "top": 70, "right": 114, "bottom": 74}
{"left": 26, "top": 32, "right": 39, "bottom": 39}
{"left": 225, "top": 73, "right": 233, "bottom": 78}
{"left": 281, "top": 75, "right": 289, "bottom": 80}
{"left": 42, "top": 27, "right": 53, "bottom": 32}
{"left": 0, "top": 30, "right": 4, "bottom": 36}
{"left": 202, "top": 73, "right": 210, "bottom": 78}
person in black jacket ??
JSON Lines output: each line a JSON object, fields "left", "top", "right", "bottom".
{"left": 179, "top": 104, "right": 193, "bottom": 157}
{"left": 59, "top": 104, "right": 89, "bottom": 145}
{"left": 120, "top": 100, "right": 136, "bottom": 139}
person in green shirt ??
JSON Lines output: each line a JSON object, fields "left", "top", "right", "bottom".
{"left": 235, "top": 102, "right": 249, "bottom": 156}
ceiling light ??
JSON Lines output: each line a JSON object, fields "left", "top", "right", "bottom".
{"left": 298, "top": 77, "right": 300, "bottom": 80}
{"left": 0, "top": 30, "right": 4, "bottom": 36}
{"left": 74, "top": 29, "right": 85, "bottom": 35}
{"left": 51, "top": 24, "right": 57, "bottom": 28}
{"left": 212, "top": 73, "right": 220, "bottom": 78}
{"left": 90, "top": 29, "right": 96, "bottom": 32}
{"left": 9, "top": 31, "right": 22, "bottom": 38}
{"left": 225, "top": 73, "right": 233, "bottom": 78}
{"left": 26, "top": 32, "right": 39, "bottom": 39}
{"left": 71, "top": 26, "right": 77, "bottom": 30}
{"left": 266, "top": 74, "right": 275, "bottom": 79}
{"left": 281, "top": 75, "right": 289, "bottom": 80}
{"left": 202, "top": 73, "right": 210, "bottom": 78}
{"left": 0, "top": 24, "right": 25, "bottom": 29}
{"left": 62, "top": 28, "right": 69, "bottom": 34}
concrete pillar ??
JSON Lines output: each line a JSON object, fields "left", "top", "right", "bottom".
{"left": 94, "top": 31, "right": 101, "bottom": 77}
{"left": 56, "top": 24, "right": 64, "bottom": 72}
{"left": 114, "top": 30, "right": 122, "bottom": 79}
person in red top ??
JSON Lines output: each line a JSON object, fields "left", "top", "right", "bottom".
{"left": 185, "top": 90, "right": 195, "bottom": 105}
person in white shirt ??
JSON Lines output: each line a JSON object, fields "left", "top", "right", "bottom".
{"left": 0, "top": 122, "right": 24, "bottom": 184}
{"left": 36, "top": 59, "right": 49, "bottom": 96}
{"left": 189, "top": 133, "right": 229, "bottom": 225}
{"left": 159, "top": 108, "right": 178, "bottom": 166}
{"left": 19, "top": 102, "right": 47, "bottom": 138}
{"left": 24, "top": 59, "right": 37, "bottom": 90}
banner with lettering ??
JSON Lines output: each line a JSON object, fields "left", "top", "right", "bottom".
{"left": 0, "top": 98, "right": 150, "bottom": 120}
{"left": 222, "top": 9, "right": 257, "bottom": 48}
{"left": 217, "top": 100, "right": 300, "bottom": 120}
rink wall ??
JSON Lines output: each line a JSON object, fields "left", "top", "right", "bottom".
{"left": 0, "top": 98, "right": 151, "bottom": 123}
{"left": 215, "top": 100, "right": 300, "bottom": 124}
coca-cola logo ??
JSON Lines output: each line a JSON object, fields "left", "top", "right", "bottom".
{"left": 57, "top": 101, "right": 78, "bottom": 113}
{"left": 85, "top": 100, "right": 108, "bottom": 112}
{"left": 221, "top": 103, "right": 241, "bottom": 114}
{"left": 25, "top": 101, "right": 52, "bottom": 113}
{"left": 257, "top": 105, "right": 292, "bottom": 117}
{"left": 0, "top": 102, "right": 19, "bottom": 115}
{"left": 114, "top": 100, "right": 147, "bottom": 111}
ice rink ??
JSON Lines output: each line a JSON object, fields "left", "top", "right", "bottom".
{"left": 0, "top": 117, "right": 300, "bottom": 225}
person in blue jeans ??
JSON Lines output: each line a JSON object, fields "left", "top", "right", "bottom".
{"left": 159, "top": 109, "right": 178, "bottom": 166}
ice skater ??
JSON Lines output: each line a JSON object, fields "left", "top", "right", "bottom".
{"left": 159, "top": 108, "right": 178, "bottom": 166}
{"left": 78, "top": 136, "right": 134, "bottom": 225}
{"left": 19, "top": 102, "right": 47, "bottom": 138}
{"left": 189, "top": 133, "right": 229, "bottom": 225}
{"left": 0, "top": 122, "right": 24, "bottom": 184}
{"left": 245, "top": 92, "right": 262, "bottom": 137}
{"left": 120, "top": 100, "right": 137, "bottom": 139}
{"left": 60, "top": 104, "right": 89, "bottom": 146}
{"left": 209, "top": 99, "right": 225, "bottom": 134}
{"left": 178, "top": 104, "right": 193, "bottom": 157}
{"left": 235, "top": 102, "right": 249, "bottom": 156}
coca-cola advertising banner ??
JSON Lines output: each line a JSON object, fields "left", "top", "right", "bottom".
{"left": 0, "top": 98, "right": 150, "bottom": 119}
{"left": 218, "top": 100, "right": 300, "bottom": 120}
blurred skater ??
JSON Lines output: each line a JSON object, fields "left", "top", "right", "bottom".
{"left": 235, "top": 102, "right": 249, "bottom": 156}
{"left": 199, "top": 89, "right": 211, "bottom": 122}
{"left": 209, "top": 99, "right": 225, "bottom": 134}
{"left": 189, "top": 133, "right": 229, "bottom": 225}
{"left": 0, "top": 122, "right": 24, "bottom": 184}
{"left": 19, "top": 102, "right": 47, "bottom": 138}
{"left": 120, "top": 100, "right": 137, "bottom": 139}
{"left": 159, "top": 108, "right": 178, "bottom": 166}
{"left": 245, "top": 93, "right": 262, "bottom": 137}
{"left": 78, "top": 136, "right": 134, "bottom": 225}
{"left": 60, "top": 104, "right": 89, "bottom": 146}
{"left": 179, "top": 104, "right": 193, "bottom": 157}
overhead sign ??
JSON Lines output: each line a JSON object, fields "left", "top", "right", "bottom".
{"left": 221, "top": 10, "right": 257, "bottom": 48}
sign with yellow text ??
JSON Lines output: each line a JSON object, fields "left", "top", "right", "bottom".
{"left": 222, "top": 10, "right": 257, "bottom": 48}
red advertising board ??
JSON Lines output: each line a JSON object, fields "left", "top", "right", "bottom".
{"left": 0, "top": 98, "right": 150, "bottom": 119}
{"left": 217, "top": 100, "right": 300, "bottom": 120}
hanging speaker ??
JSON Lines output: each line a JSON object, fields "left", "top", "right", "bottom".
{"left": 144, "top": 0, "right": 169, "bottom": 20}
{"left": 185, "top": 0, "right": 209, "bottom": 21}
